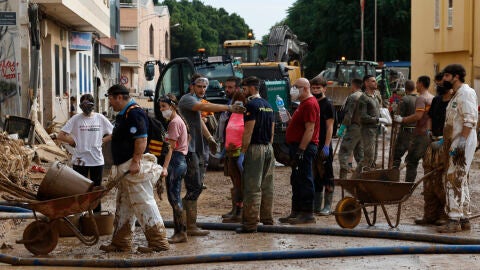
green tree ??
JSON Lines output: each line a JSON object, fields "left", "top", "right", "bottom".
{"left": 161, "top": 0, "right": 250, "bottom": 58}
{"left": 285, "top": 0, "right": 410, "bottom": 78}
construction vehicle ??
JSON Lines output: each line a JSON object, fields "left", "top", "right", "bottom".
{"left": 222, "top": 25, "right": 307, "bottom": 165}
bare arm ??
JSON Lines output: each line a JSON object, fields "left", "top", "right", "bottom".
{"left": 57, "top": 131, "right": 76, "bottom": 146}
{"left": 402, "top": 110, "right": 424, "bottom": 123}
{"left": 130, "top": 137, "right": 147, "bottom": 174}
{"left": 299, "top": 122, "right": 315, "bottom": 150}
{"left": 192, "top": 102, "right": 230, "bottom": 113}
{"left": 102, "top": 134, "right": 112, "bottom": 144}
{"left": 241, "top": 120, "right": 255, "bottom": 153}
{"left": 161, "top": 139, "right": 175, "bottom": 177}
{"left": 201, "top": 119, "right": 213, "bottom": 139}
{"left": 270, "top": 122, "right": 275, "bottom": 144}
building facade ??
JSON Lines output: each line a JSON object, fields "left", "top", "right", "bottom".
{"left": 120, "top": 0, "right": 170, "bottom": 103}
{"left": 411, "top": 0, "right": 480, "bottom": 99}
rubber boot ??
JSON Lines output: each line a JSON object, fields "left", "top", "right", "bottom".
{"left": 339, "top": 168, "right": 348, "bottom": 179}
{"left": 260, "top": 195, "right": 274, "bottom": 225}
{"left": 99, "top": 221, "right": 133, "bottom": 252}
{"left": 313, "top": 192, "right": 323, "bottom": 215}
{"left": 222, "top": 203, "right": 242, "bottom": 223}
{"left": 318, "top": 191, "right": 333, "bottom": 216}
{"left": 137, "top": 223, "right": 170, "bottom": 253}
{"left": 222, "top": 188, "right": 235, "bottom": 218}
{"left": 279, "top": 211, "right": 298, "bottom": 223}
{"left": 287, "top": 211, "right": 316, "bottom": 225}
{"left": 460, "top": 218, "right": 471, "bottom": 231}
{"left": 168, "top": 206, "right": 188, "bottom": 243}
{"left": 437, "top": 219, "right": 462, "bottom": 233}
{"left": 235, "top": 203, "right": 258, "bottom": 233}
{"left": 184, "top": 199, "right": 209, "bottom": 236}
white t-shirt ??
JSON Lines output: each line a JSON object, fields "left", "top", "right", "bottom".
{"left": 61, "top": 113, "right": 113, "bottom": 166}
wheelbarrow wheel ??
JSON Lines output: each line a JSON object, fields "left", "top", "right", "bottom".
{"left": 335, "top": 197, "right": 361, "bottom": 229}
{"left": 22, "top": 220, "right": 59, "bottom": 255}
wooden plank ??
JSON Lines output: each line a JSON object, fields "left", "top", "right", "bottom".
{"left": 34, "top": 120, "right": 56, "bottom": 146}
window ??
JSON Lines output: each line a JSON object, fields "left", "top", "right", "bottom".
{"left": 434, "top": 0, "right": 440, "bottom": 29}
{"left": 55, "top": 45, "right": 60, "bottom": 96}
{"left": 62, "top": 47, "right": 67, "bottom": 95}
{"left": 447, "top": 0, "right": 453, "bottom": 28}
{"left": 149, "top": 25, "right": 154, "bottom": 55}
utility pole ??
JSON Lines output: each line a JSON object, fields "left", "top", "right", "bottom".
{"left": 374, "top": 0, "right": 377, "bottom": 62}
{"left": 360, "top": 0, "right": 364, "bottom": 61}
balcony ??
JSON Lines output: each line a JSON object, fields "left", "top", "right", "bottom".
{"left": 36, "top": 0, "right": 110, "bottom": 37}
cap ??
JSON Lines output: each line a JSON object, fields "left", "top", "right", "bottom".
{"left": 105, "top": 84, "right": 129, "bottom": 97}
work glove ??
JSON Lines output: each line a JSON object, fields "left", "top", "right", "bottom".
{"left": 229, "top": 103, "right": 246, "bottom": 114}
{"left": 393, "top": 115, "right": 403, "bottom": 123}
{"left": 337, "top": 124, "right": 346, "bottom": 138}
{"left": 431, "top": 138, "right": 443, "bottom": 151}
{"left": 290, "top": 149, "right": 304, "bottom": 168}
{"left": 321, "top": 145, "right": 330, "bottom": 158}
{"left": 207, "top": 136, "right": 219, "bottom": 155}
{"left": 426, "top": 129, "right": 433, "bottom": 139}
{"left": 451, "top": 136, "right": 467, "bottom": 166}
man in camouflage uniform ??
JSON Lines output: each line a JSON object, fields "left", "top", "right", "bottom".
{"left": 394, "top": 76, "right": 434, "bottom": 182}
{"left": 436, "top": 64, "right": 477, "bottom": 233}
{"left": 337, "top": 78, "right": 364, "bottom": 179}
{"left": 392, "top": 80, "right": 417, "bottom": 169}
{"left": 355, "top": 75, "right": 389, "bottom": 174}
{"left": 415, "top": 72, "right": 451, "bottom": 226}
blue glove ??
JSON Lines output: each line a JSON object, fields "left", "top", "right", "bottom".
{"left": 337, "top": 124, "right": 346, "bottom": 138}
{"left": 236, "top": 153, "right": 244, "bottom": 172}
{"left": 431, "top": 138, "right": 444, "bottom": 151}
{"left": 322, "top": 145, "right": 330, "bottom": 157}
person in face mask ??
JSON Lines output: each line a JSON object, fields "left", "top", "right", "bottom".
{"left": 158, "top": 94, "right": 190, "bottom": 243}
{"left": 436, "top": 64, "right": 478, "bottom": 233}
{"left": 58, "top": 93, "right": 113, "bottom": 213}
{"left": 309, "top": 77, "right": 336, "bottom": 216}
{"left": 414, "top": 72, "right": 452, "bottom": 227}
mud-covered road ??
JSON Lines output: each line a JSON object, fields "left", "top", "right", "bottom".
{"left": 1, "top": 138, "right": 480, "bottom": 269}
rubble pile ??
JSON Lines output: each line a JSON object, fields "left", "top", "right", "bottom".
{"left": 0, "top": 132, "right": 33, "bottom": 184}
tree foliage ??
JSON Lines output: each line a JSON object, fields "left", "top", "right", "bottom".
{"left": 161, "top": 0, "right": 251, "bottom": 58}
{"left": 285, "top": 0, "right": 410, "bottom": 78}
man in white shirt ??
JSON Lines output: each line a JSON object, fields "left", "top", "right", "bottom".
{"left": 58, "top": 93, "right": 113, "bottom": 212}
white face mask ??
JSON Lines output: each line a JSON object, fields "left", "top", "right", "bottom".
{"left": 290, "top": 86, "right": 300, "bottom": 101}
{"left": 162, "top": 109, "right": 173, "bottom": 119}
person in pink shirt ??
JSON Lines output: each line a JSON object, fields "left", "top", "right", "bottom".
{"left": 159, "top": 94, "right": 189, "bottom": 243}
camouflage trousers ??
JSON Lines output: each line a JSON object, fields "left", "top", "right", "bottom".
{"left": 356, "top": 126, "right": 377, "bottom": 173}
{"left": 405, "top": 134, "right": 430, "bottom": 182}
{"left": 392, "top": 128, "right": 414, "bottom": 169}
{"left": 338, "top": 124, "right": 363, "bottom": 174}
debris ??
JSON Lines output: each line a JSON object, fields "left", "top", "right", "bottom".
{"left": 35, "top": 144, "right": 68, "bottom": 163}
{"left": 0, "top": 243, "right": 13, "bottom": 250}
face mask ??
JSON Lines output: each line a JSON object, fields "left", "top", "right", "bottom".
{"left": 290, "top": 86, "right": 300, "bottom": 101}
{"left": 313, "top": 92, "right": 323, "bottom": 99}
{"left": 162, "top": 109, "right": 173, "bottom": 119}
{"left": 80, "top": 101, "right": 94, "bottom": 115}
{"left": 443, "top": 80, "right": 453, "bottom": 90}
{"left": 436, "top": 85, "right": 448, "bottom": 95}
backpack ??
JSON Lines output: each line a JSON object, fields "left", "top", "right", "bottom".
{"left": 126, "top": 104, "right": 170, "bottom": 165}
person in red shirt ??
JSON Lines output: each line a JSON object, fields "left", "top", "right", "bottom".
{"left": 279, "top": 78, "right": 320, "bottom": 225}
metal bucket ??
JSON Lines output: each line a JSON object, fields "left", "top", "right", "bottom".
{"left": 80, "top": 211, "right": 114, "bottom": 236}
{"left": 37, "top": 162, "right": 94, "bottom": 200}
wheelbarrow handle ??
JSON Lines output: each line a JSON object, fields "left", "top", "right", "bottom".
{"left": 410, "top": 167, "right": 443, "bottom": 192}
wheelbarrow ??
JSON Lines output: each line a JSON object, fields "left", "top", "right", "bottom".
{"left": 12, "top": 188, "right": 107, "bottom": 255}
{"left": 333, "top": 168, "right": 440, "bottom": 229}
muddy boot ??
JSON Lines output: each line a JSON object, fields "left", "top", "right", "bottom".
{"left": 222, "top": 203, "right": 242, "bottom": 223}
{"left": 288, "top": 212, "right": 316, "bottom": 225}
{"left": 318, "top": 191, "right": 333, "bottom": 216}
{"left": 169, "top": 206, "right": 188, "bottom": 244}
{"left": 437, "top": 219, "right": 462, "bottom": 233}
{"left": 137, "top": 223, "right": 170, "bottom": 253}
{"left": 313, "top": 192, "right": 323, "bottom": 215}
{"left": 100, "top": 222, "right": 133, "bottom": 252}
{"left": 222, "top": 188, "right": 236, "bottom": 218}
{"left": 279, "top": 211, "right": 298, "bottom": 223}
{"left": 236, "top": 203, "right": 258, "bottom": 233}
{"left": 339, "top": 168, "right": 348, "bottom": 179}
{"left": 415, "top": 191, "right": 438, "bottom": 225}
{"left": 184, "top": 199, "right": 210, "bottom": 236}
{"left": 460, "top": 218, "right": 471, "bottom": 231}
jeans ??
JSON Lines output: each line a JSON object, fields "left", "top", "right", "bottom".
{"left": 289, "top": 143, "right": 318, "bottom": 212}
{"left": 73, "top": 165, "right": 103, "bottom": 212}
{"left": 166, "top": 151, "right": 187, "bottom": 210}
{"left": 184, "top": 151, "right": 204, "bottom": 201}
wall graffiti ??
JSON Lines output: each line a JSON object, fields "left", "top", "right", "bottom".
{"left": 0, "top": 0, "right": 21, "bottom": 121}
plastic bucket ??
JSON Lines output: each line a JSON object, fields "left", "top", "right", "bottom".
{"left": 37, "top": 162, "right": 94, "bottom": 200}
{"left": 80, "top": 211, "right": 114, "bottom": 236}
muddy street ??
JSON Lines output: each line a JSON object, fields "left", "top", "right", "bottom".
{"left": 2, "top": 138, "right": 480, "bottom": 269}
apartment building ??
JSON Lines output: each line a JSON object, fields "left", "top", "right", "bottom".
{"left": 411, "top": 0, "right": 480, "bottom": 98}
